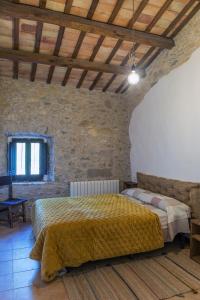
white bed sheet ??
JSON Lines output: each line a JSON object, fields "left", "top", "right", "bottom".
{"left": 126, "top": 197, "right": 177, "bottom": 242}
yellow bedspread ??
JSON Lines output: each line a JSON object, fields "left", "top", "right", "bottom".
{"left": 30, "top": 194, "right": 164, "bottom": 281}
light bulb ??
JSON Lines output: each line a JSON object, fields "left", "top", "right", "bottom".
{"left": 128, "top": 70, "right": 140, "bottom": 85}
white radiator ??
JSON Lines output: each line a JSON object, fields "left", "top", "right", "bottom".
{"left": 70, "top": 180, "right": 119, "bottom": 197}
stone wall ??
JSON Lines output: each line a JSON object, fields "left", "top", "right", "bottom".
{"left": 0, "top": 78, "right": 130, "bottom": 206}
{"left": 126, "top": 9, "right": 200, "bottom": 111}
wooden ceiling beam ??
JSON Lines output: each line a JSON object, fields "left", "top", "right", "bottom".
{"left": 0, "top": 0, "right": 174, "bottom": 49}
{"left": 90, "top": 0, "right": 149, "bottom": 91}
{"left": 0, "top": 47, "right": 140, "bottom": 75}
{"left": 12, "top": 14, "right": 19, "bottom": 79}
{"left": 76, "top": 36, "right": 105, "bottom": 88}
{"left": 171, "top": 1, "right": 200, "bottom": 38}
{"left": 121, "top": 0, "right": 199, "bottom": 94}
{"left": 47, "top": 26, "right": 65, "bottom": 84}
{"left": 12, "top": 18, "right": 19, "bottom": 79}
{"left": 62, "top": 0, "right": 99, "bottom": 86}
{"left": 142, "top": 1, "right": 200, "bottom": 70}
{"left": 114, "top": 0, "right": 174, "bottom": 94}
{"left": 102, "top": 48, "right": 133, "bottom": 92}
{"left": 76, "top": 0, "right": 125, "bottom": 89}
{"left": 64, "top": 0, "right": 73, "bottom": 14}
{"left": 47, "top": 0, "right": 73, "bottom": 84}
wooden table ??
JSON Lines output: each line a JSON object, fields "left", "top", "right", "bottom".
{"left": 123, "top": 181, "right": 138, "bottom": 190}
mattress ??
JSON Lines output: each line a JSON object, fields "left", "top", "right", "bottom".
{"left": 126, "top": 197, "right": 189, "bottom": 242}
{"left": 126, "top": 197, "right": 168, "bottom": 238}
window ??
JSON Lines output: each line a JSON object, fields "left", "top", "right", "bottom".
{"left": 8, "top": 138, "right": 48, "bottom": 182}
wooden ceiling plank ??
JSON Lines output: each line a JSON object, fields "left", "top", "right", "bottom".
{"left": 137, "top": 47, "right": 155, "bottom": 68}
{"left": 62, "top": 0, "right": 99, "bottom": 86}
{"left": 47, "top": 0, "right": 73, "bottom": 84}
{"left": 143, "top": 1, "right": 200, "bottom": 70}
{"left": 88, "top": 39, "right": 124, "bottom": 90}
{"left": 76, "top": 36, "right": 105, "bottom": 88}
{"left": 77, "top": 0, "right": 124, "bottom": 89}
{"left": 163, "top": 0, "right": 197, "bottom": 37}
{"left": 0, "top": 0, "right": 174, "bottom": 49}
{"left": 89, "top": 72, "right": 103, "bottom": 90}
{"left": 139, "top": 0, "right": 199, "bottom": 68}
{"left": 121, "top": 0, "right": 198, "bottom": 94}
{"left": 90, "top": 0, "right": 149, "bottom": 91}
{"left": 121, "top": 84, "right": 129, "bottom": 94}
{"left": 171, "top": 2, "right": 200, "bottom": 38}
{"left": 115, "top": 0, "right": 174, "bottom": 93}
{"left": 12, "top": 0, "right": 19, "bottom": 80}
{"left": 146, "top": 0, "right": 174, "bottom": 32}
{"left": 102, "top": 62, "right": 146, "bottom": 92}
{"left": 102, "top": 74, "right": 117, "bottom": 92}
{"left": 47, "top": 26, "right": 65, "bottom": 83}
{"left": 140, "top": 49, "right": 161, "bottom": 70}
{"left": 30, "top": 0, "right": 47, "bottom": 82}
{"left": 115, "top": 79, "right": 126, "bottom": 93}
{"left": 0, "top": 47, "right": 134, "bottom": 74}
{"left": 0, "top": 0, "right": 197, "bottom": 92}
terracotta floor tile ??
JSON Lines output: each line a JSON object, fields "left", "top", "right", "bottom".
{"left": 2, "top": 282, "right": 68, "bottom": 300}
{"left": 13, "top": 269, "right": 40, "bottom": 289}
{"left": 0, "top": 261, "right": 13, "bottom": 275}
{"left": 12, "top": 239, "right": 35, "bottom": 250}
{"left": 13, "top": 247, "right": 32, "bottom": 260}
{"left": 0, "top": 274, "right": 13, "bottom": 292}
{"left": 0, "top": 239, "right": 13, "bottom": 251}
{"left": 0, "top": 290, "right": 13, "bottom": 300}
{"left": 13, "top": 258, "right": 40, "bottom": 273}
{"left": 12, "top": 287, "right": 34, "bottom": 300}
{"left": 0, "top": 250, "right": 13, "bottom": 261}
{"left": 10, "top": 230, "right": 34, "bottom": 242}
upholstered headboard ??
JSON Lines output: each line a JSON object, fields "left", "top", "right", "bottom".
{"left": 137, "top": 172, "right": 200, "bottom": 218}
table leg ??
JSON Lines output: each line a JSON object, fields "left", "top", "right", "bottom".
{"left": 22, "top": 202, "right": 26, "bottom": 223}
{"left": 8, "top": 207, "right": 13, "bottom": 228}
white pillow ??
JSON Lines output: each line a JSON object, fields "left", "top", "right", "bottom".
{"left": 121, "top": 188, "right": 190, "bottom": 217}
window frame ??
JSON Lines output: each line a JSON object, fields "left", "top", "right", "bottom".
{"left": 8, "top": 138, "right": 48, "bottom": 182}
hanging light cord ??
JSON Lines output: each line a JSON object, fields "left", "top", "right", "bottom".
{"left": 128, "top": 0, "right": 136, "bottom": 70}
{"left": 127, "top": 0, "right": 140, "bottom": 85}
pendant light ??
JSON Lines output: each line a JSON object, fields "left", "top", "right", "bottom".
{"left": 128, "top": 69, "right": 140, "bottom": 85}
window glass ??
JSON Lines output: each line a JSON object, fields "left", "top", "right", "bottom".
{"left": 16, "top": 143, "right": 26, "bottom": 175}
{"left": 31, "top": 143, "right": 40, "bottom": 175}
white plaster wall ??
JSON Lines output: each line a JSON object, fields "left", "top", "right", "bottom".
{"left": 130, "top": 47, "right": 200, "bottom": 182}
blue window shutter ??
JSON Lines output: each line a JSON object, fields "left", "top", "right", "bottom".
{"left": 40, "top": 142, "right": 48, "bottom": 175}
{"left": 9, "top": 142, "right": 16, "bottom": 176}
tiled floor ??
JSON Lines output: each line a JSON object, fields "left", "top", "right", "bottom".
{"left": 0, "top": 222, "right": 67, "bottom": 300}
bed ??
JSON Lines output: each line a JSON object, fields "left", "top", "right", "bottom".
{"left": 31, "top": 193, "right": 164, "bottom": 281}
{"left": 30, "top": 173, "right": 200, "bottom": 282}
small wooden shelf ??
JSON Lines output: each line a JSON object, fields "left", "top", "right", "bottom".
{"left": 192, "top": 234, "right": 200, "bottom": 242}
{"left": 190, "top": 219, "right": 200, "bottom": 261}
{"left": 123, "top": 181, "right": 137, "bottom": 190}
{"left": 191, "top": 219, "right": 200, "bottom": 226}
{"left": 191, "top": 255, "right": 200, "bottom": 264}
